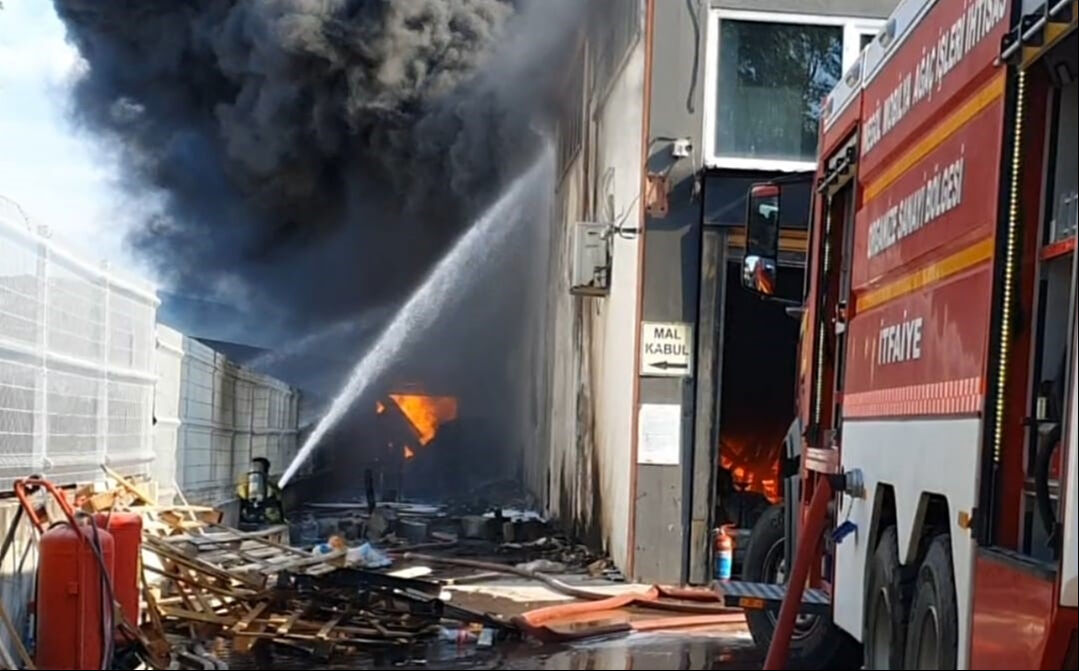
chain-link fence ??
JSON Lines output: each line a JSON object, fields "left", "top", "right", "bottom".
{"left": 0, "top": 201, "right": 158, "bottom": 489}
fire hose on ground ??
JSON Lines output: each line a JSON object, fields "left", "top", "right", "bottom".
{"left": 401, "top": 552, "right": 744, "bottom": 641}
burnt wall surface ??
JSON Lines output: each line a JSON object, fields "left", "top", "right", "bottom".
{"left": 536, "top": 9, "right": 646, "bottom": 570}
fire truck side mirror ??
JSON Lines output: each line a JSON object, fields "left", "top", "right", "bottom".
{"left": 742, "top": 183, "right": 781, "bottom": 297}
{"left": 743, "top": 255, "right": 777, "bottom": 296}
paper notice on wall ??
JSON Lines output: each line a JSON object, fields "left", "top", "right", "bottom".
{"left": 637, "top": 403, "right": 681, "bottom": 465}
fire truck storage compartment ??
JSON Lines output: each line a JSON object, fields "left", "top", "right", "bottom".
{"left": 716, "top": 260, "right": 803, "bottom": 568}
{"left": 1024, "top": 72, "right": 1078, "bottom": 561}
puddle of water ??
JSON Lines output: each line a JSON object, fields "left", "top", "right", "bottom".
{"left": 228, "top": 632, "right": 762, "bottom": 670}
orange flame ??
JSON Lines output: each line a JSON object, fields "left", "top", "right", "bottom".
{"left": 388, "top": 394, "right": 458, "bottom": 445}
{"left": 376, "top": 401, "right": 386, "bottom": 414}
{"left": 403, "top": 445, "right": 416, "bottom": 460}
{"left": 720, "top": 439, "right": 781, "bottom": 503}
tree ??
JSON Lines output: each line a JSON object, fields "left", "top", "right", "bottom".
{"left": 718, "top": 21, "right": 843, "bottom": 160}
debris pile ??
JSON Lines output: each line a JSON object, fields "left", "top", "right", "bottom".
{"left": 1, "top": 469, "right": 743, "bottom": 669}
{"left": 80, "top": 473, "right": 508, "bottom": 668}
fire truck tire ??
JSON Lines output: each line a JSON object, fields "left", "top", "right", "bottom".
{"left": 743, "top": 504, "right": 859, "bottom": 669}
{"left": 864, "top": 527, "right": 911, "bottom": 669}
{"left": 905, "top": 534, "right": 958, "bottom": 670}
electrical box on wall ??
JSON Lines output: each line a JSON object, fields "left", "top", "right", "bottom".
{"left": 570, "top": 221, "right": 610, "bottom": 297}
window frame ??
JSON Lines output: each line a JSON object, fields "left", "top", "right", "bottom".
{"left": 702, "top": 9, "right": 884, "bottom": 172}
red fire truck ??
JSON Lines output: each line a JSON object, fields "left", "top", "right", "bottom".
{"left": 730, "top": 0, "right": 1078, "bottom": 668}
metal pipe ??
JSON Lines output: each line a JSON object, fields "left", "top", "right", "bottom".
{"left": 1000, "top": 0, "right": 1074, "bottom": 63}
{"left": 627, "top": 0, "right": 656, "bottom": 580}
{"left": 763, "top": 476, "right": 835, "bottom": 670}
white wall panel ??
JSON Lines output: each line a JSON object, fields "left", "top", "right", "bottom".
{"left": 0, "top": 206, "right": 157, "bottom": 487}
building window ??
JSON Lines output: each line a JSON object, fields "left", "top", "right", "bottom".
{"left": 557, "top": 55, "right": 585, "bottom": 175}
{"left": 704, "top": 10, "right": 884, "bottom": 171}
{"left": 717, "top": 20, "right": 842, "bottom": 163}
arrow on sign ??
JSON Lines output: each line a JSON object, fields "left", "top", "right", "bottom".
{"left": 649, "top": 361, "right": 688, "bottom": 370}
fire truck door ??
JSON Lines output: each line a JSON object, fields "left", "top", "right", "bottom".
{"left": 1063, "top": 278, "right": 1077, "bottom": 608}
{"left": 1057, "top": 233, "right": 1074, "bottom": 608}
{"left": 828, "top": 181, "right": 857, "bottom": 436}
{"left": 1060, "top": 80, "right": 1079, "bottom": 611}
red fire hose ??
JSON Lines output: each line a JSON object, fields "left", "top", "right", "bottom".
{"left": 763, "top": 475, "right": 835, "bottom": 670}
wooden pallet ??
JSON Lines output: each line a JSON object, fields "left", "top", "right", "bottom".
{"left": 97, "top": 465, "right": 447, "bottom": 662}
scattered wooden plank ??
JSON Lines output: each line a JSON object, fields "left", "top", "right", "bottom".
{"left": 257, "top": 549, "right": 345, "bottom": 575}
{"left": 234, "top": 620, "right": 269, "bottom": 654}
{"left": 276, "top": 608, "right": 306, "bottom": 636}
{"left": 144, "top": 538, "right": 265, "bottom": 588}
{"left": 87, "top": 490, "right": 118, "bottom": 513}
{"left": 186, "top": 569, "right": 217, "bottom": 614}
{"left": 306, "top": 563, "right": 339, "bottom": 576}
{"left": 161, "top": 607, "right": 236, "bottom": 627}
{"left": 142, "top": 564, "right": 257, "bottom": 601}
{"left": 206, "top": 524, "right": 309, "bottom": 557}
{"left": 129, "top": 504, "right": 218, "bottom": 515}
{"left": 232, "top": 602, "right": 269, "bottom": 634}
{"left": 197, "top": 545, "right": 281, "bottom": 563}
{"left": 316, "top": 613, "right": 345, "bottom": 640}
{"left": 101, "top": 464, "right": 154, "bottom": 504}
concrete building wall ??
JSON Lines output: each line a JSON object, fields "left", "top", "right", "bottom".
{"left": 545, "top": 151, "right": 585, "bottom": 532}
{"left": 633, "top": 0, "right": 709, "bottom": 584}
{"left": 711, "top": 0, "right": 896, "bottom": 18}
{"left": 589, "top": 45, "right": 645, "bottom": 571}
{"left": 537, "top": 14, "right": 645, "bottom": 571}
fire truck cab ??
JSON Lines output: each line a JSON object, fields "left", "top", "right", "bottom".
{"left": 736, "top": 0, "right": 1078, "bottom": 668}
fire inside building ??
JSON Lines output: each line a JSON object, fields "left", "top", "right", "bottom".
{"left": 299, "top": 384, "right": 519, "bottom": 506}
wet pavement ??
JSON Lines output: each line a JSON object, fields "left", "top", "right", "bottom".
{"left": 229, "top": 630, "right": 763, "bottom": 670}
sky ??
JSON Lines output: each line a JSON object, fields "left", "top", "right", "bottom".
{"left": 0, "top": 0, "right": 155, "bottom": 284}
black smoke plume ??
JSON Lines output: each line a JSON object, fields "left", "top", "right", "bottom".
{"left": 53, "top": 0, "right": 573, "bottom": 346}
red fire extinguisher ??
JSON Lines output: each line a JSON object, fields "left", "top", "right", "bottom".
{"left": 714, "top": 524, "right": 734, "bottom": 580}
{"left": 95, "top": 511, "right": 143, "bottom": 637}
{"left": 15, "top": 477, "right": 116, "bottom": 670}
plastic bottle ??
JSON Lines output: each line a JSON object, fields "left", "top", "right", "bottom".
{"left": 439, "top": 626, "right": 479, "bottom": 644}
{"left": 714, "top": 524, "right": 734, "bottom": 580}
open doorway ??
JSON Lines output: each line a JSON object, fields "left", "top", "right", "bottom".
{"left": 715, "top": 261, "right": 804, "bottom": 566}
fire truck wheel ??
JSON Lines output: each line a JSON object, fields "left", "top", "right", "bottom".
{"left": 905, "top": 534, "right": 958, "bottom": 670}
{"left": 864, "top": 527, "right": 911, "bottom": 669}
{"left": 743, "top": 504, "right": 858, "bottom": 669}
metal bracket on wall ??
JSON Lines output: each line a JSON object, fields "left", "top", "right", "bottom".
{"left": 645, "top": 173, "right": 669, "bottom": 218}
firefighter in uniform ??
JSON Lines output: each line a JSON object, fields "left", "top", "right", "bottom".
{"left": 237, "top": 457, "right": 285, "bottom": 529}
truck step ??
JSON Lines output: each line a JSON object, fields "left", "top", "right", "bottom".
{"left": 719, "top": 581, "right": 831, "bottom": 615}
